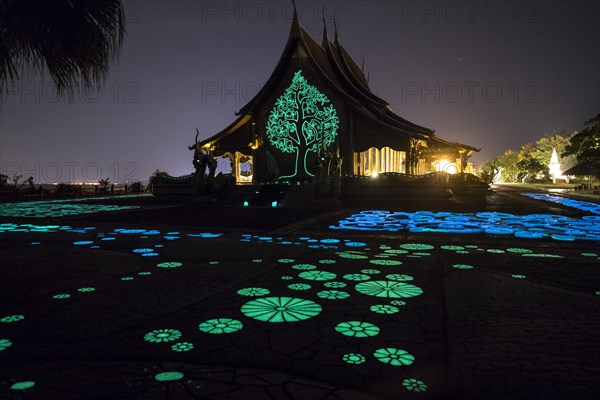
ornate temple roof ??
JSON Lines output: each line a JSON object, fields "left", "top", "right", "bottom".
{"left": 199, "top": 1, "right": 479, "bottom": 153}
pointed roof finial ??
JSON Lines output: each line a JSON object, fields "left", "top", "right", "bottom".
{"left": 361, "top": 56, "right": 365, "bottom": 72}
{"left": 321, "top": 8, "right": 329, "bottom": 45}
{"left": 291, "top": 0, "right": 299, "bottom": 24}
{"left": 333, "top": 14, "right": 339, "bottom": 43}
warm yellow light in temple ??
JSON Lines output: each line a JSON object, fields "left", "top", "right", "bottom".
{"left": 438, "top": 160, "right": 457, "bottom": 174}
{"left": 249, "top": 139, "right": 260, "bottom": 150}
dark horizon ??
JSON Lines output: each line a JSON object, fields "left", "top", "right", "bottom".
{"left": 1, "top": 0, "right": 598, "bottom": 183}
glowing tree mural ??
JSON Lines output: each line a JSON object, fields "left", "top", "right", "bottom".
{"left": 266, "top": 70, "right": 339, "bottom": 179}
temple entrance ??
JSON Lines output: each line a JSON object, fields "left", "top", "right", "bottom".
{"left": 221, "top": 152, "right": 253, "bottom": 183}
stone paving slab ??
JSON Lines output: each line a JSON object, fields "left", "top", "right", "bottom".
{"left": 1, "top": 198, "right": 600, "bottom": 399}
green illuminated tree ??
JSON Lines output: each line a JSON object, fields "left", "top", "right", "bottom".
{"left": 266, "top": 70, "right": 339, "bottom": 179}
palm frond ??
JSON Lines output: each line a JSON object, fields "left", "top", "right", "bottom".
{"left": 0, "top": 0, "right": 126, "bottom": 101}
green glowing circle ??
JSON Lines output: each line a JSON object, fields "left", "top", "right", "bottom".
{"left": 121, "top": 276, "right": 134, "bottom": 281}
{"left": 199, "top": 318, "right": 243, "bottom": 334}
{"left": 156, "top": 262, "right": 182, "bottom": 268}
{"left": 155, "top": 372, "right": 184, "bottom": 382}
{"left": 343, "top": 273, "right": 371, "bottom": 281}
{"left": 1, "top": 315, "right": 24, "bottom": 323}
{"left": 370, "top": 304, "right": 399, "bottom": 314}
{"left": 374, "top": 254, "right": 391, "bottom": 258}
{"left": 361, "top": 269, "right": 381, "bottom": 274}
{"left": 298, "top": 270, "right": 336, "bottom": 281}
{"left": 453, "top": 264, "right": 474, "bottom": 270}
{"left": 288, "top": 283, "right": 311, "bottom": 291}
{"left": 373, "top": 347, "right": 415, "bottom": 366}
{"left": 512, "top": 274, "right": 526, "bottom": 279}
{"left": 252, "top": 259, "right": 263, "bottom": 263}
{"left": 403, "top": 378, "right": 428, "bottom": 392}
{"left": 0, "top": 338, "right": 12, "bottom": 351}
{"left": 277, "top": 258, "right": 295, "bottom": 263}
{"left": 78, "top": 287, "right": 95, "bottom": 292}
{"left": 10, "top": 381, "right": 35, "bottom": 391}
{"left": 292, "top": 264, "right": 317, "bottom": 270}
{"left": 386, "top": 274, "right": 414, "bottom": 281}
{"left": 324, "top": 281, "right": 346, "bottom": 288}
{"left": 400, "top": 243, "right": 434, "bottom": 251}
{"left": 144, "top": 329, "right": 182, "bottom": 343}
{"left": 317, "top": 290, "right": 350, "bottom": 300}
{"left": 369, "top": 259, "right": 402, "bottom": 266}
{"left": 581, "top": 252, "right": 598, "bottom": 257}
{"left": 507, "top": 248, "right": 533, "bottom": 254}
{"left": 523, "top": 253, "right": 563, "bottom": 258}
{"left": 384, "top": 249, "right": 409, "bottom": 254}
{"left": 390, "top": 300, "right": 407, "bottom": 306}
{"left": 281, "top": 275, "right": 294, "bottom": 280}
{"left": 237, "top": 287, "right": 270, "bottom": 297}
{"left": 337, "top": 252, "right": 368, "bottom": 259}
{"left": 595, "top": 291, "right": 600, "bottom": 295}
{"left": 53, "top": 294, "right": 71, "bottom": 299}
{"left": 342, "top": 353, "right": 366, "bottom": 365}
{"left": 138, "top": 271, "right": 152, "bottom": 276}
{"left": 241, "top": 297, "right": 322, "bottom": 323}
{"left": 355, "top": 281, "right": 423, "bottom": 298}
{"left": 487, "top": 249, "right": 505, "bottom": 253}
{"left": 319, "top": 259, "right": 336, "bottom": 264}
{"left": 440, "top": 245, "right": 464, "bottom": 251}
{"left": 335, "top": 321, "right": 380, "bottom": 338}
{"left": 171, "top": 342, "right": 194, "bottom": 352}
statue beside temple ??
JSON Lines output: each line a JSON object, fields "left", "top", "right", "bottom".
{"left": 189, "top": 129, "right": 217, "bottom": 195}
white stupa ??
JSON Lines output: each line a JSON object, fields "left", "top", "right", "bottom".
{"left": 548, "top": 148, "right": 564, "bottom": 183}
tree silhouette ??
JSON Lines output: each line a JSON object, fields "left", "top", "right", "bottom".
{"left": 266, "top": 70, "right": 339, "bottom": 179}
{"left": 563, "top": 114, "right": 600, "bottom": 173}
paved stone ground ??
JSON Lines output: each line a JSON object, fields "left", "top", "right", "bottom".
{"left": 1, "top": 186, "right": 599, "bottom": 399}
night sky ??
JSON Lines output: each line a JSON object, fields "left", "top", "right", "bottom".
{"left": 1, "top": 0, "right": 598, "bottom": 184}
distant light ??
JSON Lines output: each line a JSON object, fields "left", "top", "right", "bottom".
{"left": 243, "top": 201, "right": 249, "bottom": 207}
{"left": 271, "top": 201, "right": 278, "bottom": 207}
{"left": 371, "top": 171, "right": 378, "bottom": 178}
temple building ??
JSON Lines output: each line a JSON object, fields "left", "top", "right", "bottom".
{"left": 197, "top": 3, "right": 479, "bottom": 184}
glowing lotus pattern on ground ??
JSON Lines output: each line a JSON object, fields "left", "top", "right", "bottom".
{"left": 0, "top": 338, "right": 12, "bottom": 351}
{"left": 370, "top": 304, "right": 400, "bottom": 314}
{"left": 342, "top": 353, "right": 366, "bottom": 364}
{"left": 373, "top": 347, "right": 415, "bottom": 366}
{"left": 317, "top": 290, "right": 350, "bottom": 300}
{"left": 355, "top": 281, "right": 424, "bottom": 298}
{"left": 298, "top": 270, "right": 336, "bottom": 281}
{"left": 403, "top": 378, "right": 428, "bottom": 392}
{"left": 241, "top": 297, "right": 322, "bottom": 323}
{"left": 199, "top": 318, "right": 243, "bottom": 334}
{"left": 237, "top": 287, "right": 270, "bottom": 297}
{"left": 144, "top": 329, "right": 182, "bottom": 343}
{"left": 335, "top": 321, "right": 380, "bottom": 338}
{"left": 331, "top": 210, "right": 600, "bottom": 241}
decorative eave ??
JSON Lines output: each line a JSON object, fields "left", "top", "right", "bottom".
{"left": 428, "top": 135, "right": 480, "bottom": 153}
